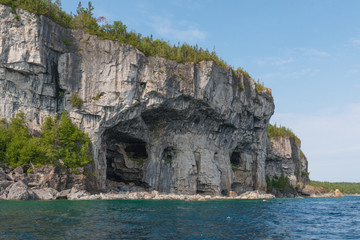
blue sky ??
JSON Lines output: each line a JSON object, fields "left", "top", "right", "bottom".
{"left": 61, "top": 0, "right": 360, "bottom": 182}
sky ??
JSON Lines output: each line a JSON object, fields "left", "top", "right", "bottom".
{"left": 61, "top": 0, "right": 360, "bottom": 182}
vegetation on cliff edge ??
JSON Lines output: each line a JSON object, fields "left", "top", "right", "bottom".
{"left": 310, "top": 181, "right": 360, "bottom": 194}
{"left": 267, "top": 123, "right": 300, "bottom": 143}
{"left": 0, "top": 0, "right": 254, "bottom": 79}
{"left": 0, "top": 111, "right": 92, "bottom": 169}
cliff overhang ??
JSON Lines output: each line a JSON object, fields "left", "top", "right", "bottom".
{"left": 0, "top": 4, "right": 274, "bottom": 195}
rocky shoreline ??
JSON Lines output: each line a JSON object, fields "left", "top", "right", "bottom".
{"left": 0, "top": 166, "right": 344, "bottom": 201}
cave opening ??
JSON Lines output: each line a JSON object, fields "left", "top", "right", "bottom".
{"left": 104, "top": 131, "right": 148, "bottom": 187}
{"left": 230, "top": 151, "right": 241, "bottom": 165}
{"left": 162, "top": 147, "right": 174, "bottom": 164}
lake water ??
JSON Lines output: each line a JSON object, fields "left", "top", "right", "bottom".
{"left": 0, "top": 196, "right": 359, "bottom": 239}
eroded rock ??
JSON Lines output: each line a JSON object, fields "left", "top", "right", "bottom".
{"left": 0, "top": 4, "right": 274, "bottom": 195}
{"left": 32, "top": 187, "right": 58, "bottom": 200}
{"left": 265, "top": 136, "right": 310, "bottom": 195}
{"left": 6, "top": 181, "right": 37, "bottom": 200}
{"left": 0, "top": 168, "right": 7, "bottom": 181}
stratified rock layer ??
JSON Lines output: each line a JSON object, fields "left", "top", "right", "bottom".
{"left": 266, "top": 136, "right": 310, "bottom": 187}
{"left": 0, "top": 5, "right": 274, "bottom": 195}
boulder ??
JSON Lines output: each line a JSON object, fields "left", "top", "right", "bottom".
{"left": 0, "top": 180, "right": 12, "bottom": 190}
{"left": 333, "top": 189, "right": 344, "bottom": 197}
{"left": 7, "top": 167, "right": 26, "bottom": 182}
{"left": 301, "top": 185, "right": 326, "bottom": 196}
{"left": 26, "top": 165, "right": 86, "bottom": 191}
{"left": 67, "top": 187, "right": 89, "bottom": 200}
{"left": 32, "top": 188, "right": 58, "bottom": 200}
{"left": 6, "top": 181, "right": 37, "bottom": 200}
{"left": 56, "top": 189, "right": 71, "bottom": 199}
{"left": 13, "top": 166, "right": 24, "bottom": 175}
{"left": 228, "top": 191, "right": 238, "bottom": 197}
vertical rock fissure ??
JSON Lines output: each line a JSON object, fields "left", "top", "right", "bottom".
{"left": 48, "top": 49, "right": 60, "bottom": 112}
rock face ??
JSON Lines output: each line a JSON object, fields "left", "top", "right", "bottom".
{"left": 265, "top": 136, "right": 310, "bottom": 188}
{"left": 0, "top": 165, "right": 86, "bottom": 200}
{"left": 26, "top": 165, "right": 86, "bottom": 191}
{"left": 0, "top": 5, "right": 274, "bottom": 195}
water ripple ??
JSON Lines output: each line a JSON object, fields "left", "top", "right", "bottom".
{"left": 0, "top": 197, "right": 359, "bottom": 239}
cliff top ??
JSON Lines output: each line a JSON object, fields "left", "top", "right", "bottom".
{"left": 267, "top": 123, "right": 300, "bottom": 143}
{"left": 0, "top": 0, "right": 267, "bottom": 89}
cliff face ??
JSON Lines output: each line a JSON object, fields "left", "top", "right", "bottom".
{"left": 266, "top": 136, "right": 310, "bottom": 188}
{"left": 0, "top": 5, "right": 275, "bottom": 195}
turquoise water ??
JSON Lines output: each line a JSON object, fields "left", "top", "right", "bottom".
{"left": 0, "top": 197, "right": 359, "bottom": 239}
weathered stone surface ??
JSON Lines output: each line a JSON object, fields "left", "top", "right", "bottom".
{"left": 56, "top": 189, "right": 71, "bottom": 199}
{"left": 0, "top": 180, "right": 12, "bottom": 199}
{"left": 0, "top": 180, "right": 12, "bottom": 190}
{"left": 228, "top": 190, "right": 237, "bottom": 197}
{"left": 0, "top": 5, "right": 274, "bottom": 195}
{"left": 13, "top": 166, "right": 24, "bottom": 175}
{"left": 26, "top": 165, "right": 86, "bottom": 191}
{"left": 65, "top": 189, "right": 275, "bottom": 201}
{"left": 0, "top": 168, "right": 7, "bottom": 181}
{"left": 7, "top": 167, "right": 26, "bottom": 182}
{"left": 237, "top": 190, "right": 275, "bottom": 199}
{"left": 333, "top": 189, "right": 344, "bottom": 197}
{"left": 67, "top": 187, "right": 89, "bottom": 200}
{"left": 265, "top": 136, "right": 310, "bottom": 191}
{"left": 301, "top": 185, "right": 326, "bottom": 196}
{"left": 32, "top": 187, "right": 58, "bottom": 200}
{"left": 6, "top": 181, "right": 37, "bottom": 200}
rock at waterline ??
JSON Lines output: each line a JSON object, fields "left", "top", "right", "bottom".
{"left": 6, "top": 181, "right": 37, "bottom": 200}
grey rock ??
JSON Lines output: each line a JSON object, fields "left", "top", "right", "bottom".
{"left": 0, "top": 180, "right": 12, "bottom": 190}
{"left": 56, "top": 189, "right": 71, "bottom": 199}
{"left": 265, "top": 136, "right": 310, "bottom": 191}
{"left": 6, "top": 181, "right": 37, "bottom": 200}
{"left": 0, "top": 168, "right": 6, "bottom": 181}
{"left": 13, "top": 166, "right": 24, "bottom": 175}
{"left": 7, "top": 168, "right": 26, "bottom": 182}
{"left": 32, "top": 187, "right": 58, "bottom": 200}
{"left": 0, "top": 4, "right": 275, "bottom": 196}
{"left": 117, "top": 185, "right": 129, "bottom": 192}
{"left": 67, "top": 187, "right": 89, "bottom": 200}
{"left": 26, "top": 165, "right": 86, "bottom": 191}
{"left": 301, "top": 185, "right": 326, "bottom": 196}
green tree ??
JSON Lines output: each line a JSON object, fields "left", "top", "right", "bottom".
{"left": 41, "top": 116, "right": 59, "bottom": 163}
{"left": 0, "top": 119, "right": 8, "bottom": 161}
{"left": 5, "top": 113, "right": 31, "bottom": 167}
{"left": 0, "top": 111, "right": 92, "bottom": 169}
{"left": 57, "top": 111, "right": 92, "bottom": 168}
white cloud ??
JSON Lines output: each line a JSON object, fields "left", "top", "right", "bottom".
{"left": 256, "top": 47, "right": 329, "bottom": 68}
{"left": 258, "top": 67, "right": 319, "bottom": 81}
{"left": 148, "top": 16, "right": 206, "bottom": 44}
{"left": 297, "top": 48, "right": 330, "bottom": 57}
{"left": 350, "top": 38, "right": 360, "bottom": 47}
{"left": 271, "top": 103, "right": 360, "bottom": 182}
{"left": 257, "top": 57, "right": 294, "bottom": 66}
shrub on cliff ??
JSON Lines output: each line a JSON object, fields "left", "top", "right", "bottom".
{"left": 0, "top": 111, "right": 92, "bottom": 168}
{"left": 267, "top": 123, "right": 300, "bottom": 143}
{"left": 266, "top": 174, "right": 293, "bottom": 191}
{"left": 70, "top": 92, "right": 83, "bottom": 108}
{"left": 0, "top": 0, "right": 73, "bottom": 28}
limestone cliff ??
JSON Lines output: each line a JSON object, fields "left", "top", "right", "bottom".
{"left": 0, "top": 5, "right": 275, "bottom": 195}
{"left": 265, "top": 135, "right": 310, "bottom": 189}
